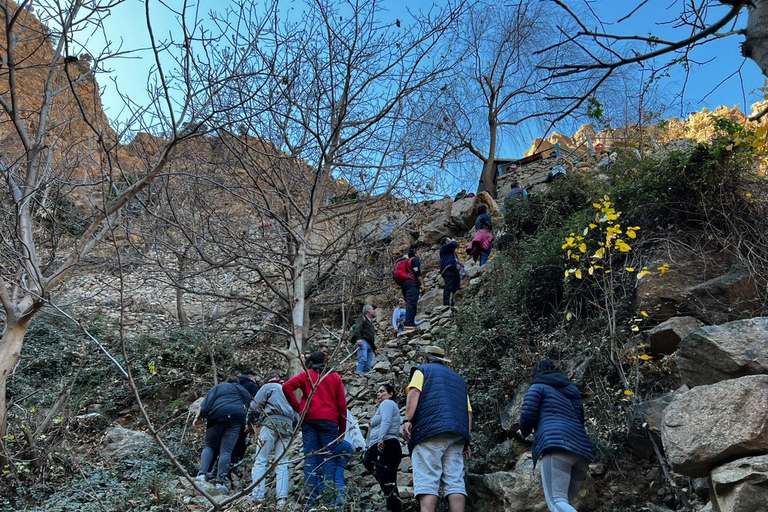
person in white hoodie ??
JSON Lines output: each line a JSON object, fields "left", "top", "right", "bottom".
{"left": 249, "top": 376, "right": 299, "bottom": 508}
{"left": 332, "top": 409, "right": 366, "bottom": 509}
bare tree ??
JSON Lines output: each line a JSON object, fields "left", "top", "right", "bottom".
{"left": 433, "top": 1, "right": 581, "bottom": 197}
{"left": 541, "top": 0, "right": 768, "bottom": 121}
{"left": 0, "top": 0, "right": 273, "bottom": 435}
{"left": 136, "top": 0, "right": 463, "bottom": 376}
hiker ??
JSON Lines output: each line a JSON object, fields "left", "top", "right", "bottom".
{"left": 473, "top": 204, "right": 494, "bottom": 266}
{"left": 229, "top": 370, "right": 261, "bottom": 465}
{"left": 395, "top": 248, "right": 425, "bottom": 330}
{"left": 332, "top": 409, "right": 366, "bottom": 509}
{"left": 364, "top": 383, "right": 403, "bottom": 512}
{"left": 283, "top": 351, "right": 347, "bottom": 508}
{"left": 249, "top": 375, "right": 299, "bottom": 507}
{"left": 453, "top": 189, "right": 467, "bottom": 201}
{"left": 392, "top": 298, "right": 406, "bottom": 335}
{"left": 439, "top": 237, "right": 461, "bottom": 307}
{"left": 503, "top": 181, "right": 527, "bottom": 210}
{"left": 519, "top": 359, "right": 593, "bottom": 512}
{"left": 238, "top": 370, "right": 260, "bottom": 398}
{"left": 466, "top": 228, "right": 494, "bottom": 267}
{"left": 403, "top": 346, "right": 472, "bottom": 512}
{"left": 193, "top": 376, "right": 252, "bottom": 491}
{"left": 351, "top": 304, "right": 377, "bottom": 373}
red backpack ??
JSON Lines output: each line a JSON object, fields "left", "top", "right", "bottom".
{"left": 393, "top": 257, "right": 414, "bottom": 285}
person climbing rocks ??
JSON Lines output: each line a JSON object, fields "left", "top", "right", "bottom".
{"left": 364, "top": 383, "right": 403, "bottom": 512}
{"left": 467, "top": 204, "right": 494, "bottom": 266}
{"left": 351, "top": 304, "right": 377, "bottom": 373}
{"left": 229, "top": 370, "right": 261, "bottom": 465}
{"left": 503, "top": 181, "right": 528, "bottom": 213}
{"left": 439, "top": 236, "right": 461, "bottom": 307}
{"left": 333, "top": 408, "right": 366, "bottom": 510}
{"left": 249, "top": 375, "right": 299, "bottom": 508}
{"left": 282, "top": 351, "right": 347, "bottom": 509}
{"left": 238, "top": 370, "right": 260, "bottom": 398}
{"left": 392, "top": 298, "right": 407, "bottom": 335}
{"left": 400, "top": 248, "right": 425, "bottom": 330}
{"left": 519, "top": 359, "right": 593, "bottom": 512}
{"left": 403, "top": 346, "right": 472, "bottom": 512}
{"left": 193, "top": 376, "right": 252, "bottom": 492}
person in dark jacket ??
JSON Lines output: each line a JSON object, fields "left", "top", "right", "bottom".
{"left": 238, "top": 370, "right": 260, "bottom": 397}
{"left": 229, "top": 370, "right": 261, "bottom": 465}
{"left": 351, "top": 304, "right": 377, "bottom": 373}
{"left": 193, "top": 376, "right": 252, "bottom": 491}
{"left": 439, "top": 237, "right": 461, "bottom": 306}
{"left": 519, "top": 359, "right": 593, "bottom": 512}
{"left": 401, "top": 248, "right": 425, "bottom": 330}
{"left": 403, "top": 345, "right": 472, "bottom": 512}
{"left": 473, "top": 204, "right": 493, "bottom": 265}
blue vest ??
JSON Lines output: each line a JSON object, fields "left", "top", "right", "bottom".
{"left": 409, "top": 363, "right": 470, "bottom": 449}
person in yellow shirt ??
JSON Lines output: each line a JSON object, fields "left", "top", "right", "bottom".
{"left": 402, "top": 346, "right": 472, "bottom": 512}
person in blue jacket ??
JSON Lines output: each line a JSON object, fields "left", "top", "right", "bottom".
{"left": 519, "top": 359, "right": 593, "bottom": 512}
{"left": 193, "top": 376, "right": 251, "bottom": 491}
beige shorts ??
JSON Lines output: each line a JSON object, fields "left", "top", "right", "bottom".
{"left": 411, "top": 433, "right": 466, "bottom": 497}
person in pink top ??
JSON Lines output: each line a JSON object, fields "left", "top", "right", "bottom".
{"left": 283, "top": 351, "right": 347, "bottom": 508}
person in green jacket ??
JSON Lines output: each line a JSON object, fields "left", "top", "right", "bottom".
{"left": 351, "top": 304, "right": 377, "bottom": 373}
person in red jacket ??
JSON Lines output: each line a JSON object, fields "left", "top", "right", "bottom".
{"left": 283, "top": 351, "right": 347, "bottom": 508}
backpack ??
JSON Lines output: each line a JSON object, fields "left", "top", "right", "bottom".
{"left": 393, "top": 257, "right": 414, "bottom": 286}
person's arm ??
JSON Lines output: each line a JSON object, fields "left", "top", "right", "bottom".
{"left": 376, "top": 401, "right": 396, "bottom": 450}
{"left": 518, "top": 386, "right": 543, "bottom": 437}
{"left": 403, "top": 388, "right": 421, "bottom": 440}
{"left": 411, "top": 258, "right": 426, "bottom": 292}
{"left": 392, "top": 309, "right": 399, "bottom": 332}
{"left": 282, "top": 375, "right": 303, "bottom": 412}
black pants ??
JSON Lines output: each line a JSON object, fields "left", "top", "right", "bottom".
{"left": 199, "top": 419, "right": 242, "bottom": 482}
{"left": 442, "top": 268, "right": 460, "bottom": 306}
{"left": 363, "top": 439, "right": 403, "bottom": 512}
{"left": 401, "top": 282, "right": 420, "bottom": 326}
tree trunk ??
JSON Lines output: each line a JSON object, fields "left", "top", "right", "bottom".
{"left": 746, "top": 0, "right": 768, "bottom": 78}
{"left": 477, "top": 122, "right": 498, "bottom": 198}
{"left": 288, "top": 244, "right": 308, "bottom": 377}
{"left": 0, "top": 318, "right": 32, "bottom": 435}
{"left": 176, "top": 252, "right": 189, "bottom": 328}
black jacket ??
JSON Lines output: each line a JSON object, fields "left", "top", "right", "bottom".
{"left": 200, "top": 382, "right": 251, "bottom": 423}
{"left": 238, "top": 375, "right": 260, "bottom": 398}
{"left": 351, "top": 314, "right": 377, "bottom": 352}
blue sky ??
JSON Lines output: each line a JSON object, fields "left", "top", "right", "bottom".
{"left": 91, "top": 1, "right": 765, "bottom": 165}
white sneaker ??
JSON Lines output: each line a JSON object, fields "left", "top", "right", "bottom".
{"left": 276, "top": 498, "right": 287, "bottom": 508}
{"left": 215, "top": 483, "right": 229, "bottom": 493}
{"left": 194, "top": 474, "right": 206, "bottom": 482}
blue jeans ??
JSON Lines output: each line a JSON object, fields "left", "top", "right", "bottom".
{"left": 356, "top": 340, "right": 374, "bottom": 373}
{"left": 333, "top": 440, "right": 353, "bottom": 509}
{"left": 480, "top": 242, "right": 493, "bottom": 266}
{"left": 302, "top": 420, "right": 339, "bottom": 508}
{"left": 401, "top": 282, "right": 420, "bottom": 326}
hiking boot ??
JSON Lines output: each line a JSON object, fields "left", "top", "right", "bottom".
{"left": 194, "top": 474, "right": 207, "bottom": 482}
{"left": 215, "top": 482, "right": 229, "bottom": 493}
{"left": 276, "top": 498, "right": 287, "bottom": 509}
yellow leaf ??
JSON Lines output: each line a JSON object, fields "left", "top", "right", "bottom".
{"left": 641, "top": 311, "right": 649, "bottom": 317}
{"left": 625, "top": 267, "right": 635, "bottom": 272}
{"left": 579, "top": 243, "right": 587, "bottom": 253}
{"left": 588, "top": 266, "right": 594, "bottom": 276}
{"left": 725, "top": 143, "right": 734, "bottom": 151}
{"left": 624, "top": 389, "right": 635, "bottom": 396}
{"left": 583, "top": 227, "right": 589, "bottom": 236}
{"left": 564, "top": 270, "right": 570, "bottom": 277}
{"left": 593, "top": 247, "right": 605, "bottom": 260}
{"left": 575, "top": 269, "right": 583, "bottom": 279}
{"left": 592, "top": 203, "right": 601, "bottom": 209}
{"left": 605, "top": 269, "right": 612, "bottom": 274}
{"left": 639, "top": 354, "right": 652, "bottom": 360}
{"left": 589, "top": 223, "right": 597, "bottom": 229}
{"left": 627, "top": 230, "right": 636, "bottom": 239}
{"left": 631, "top": 325, "right": 640, "bottom": 332}
{"left": 637, "top": 270, "right": 651, "bottom": 279}
{"left": 746, "top": 192, "right": 753, "bottom": 198}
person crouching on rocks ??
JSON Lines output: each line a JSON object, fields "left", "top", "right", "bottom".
{"left": 519, "top": 359, "right": 593, "bottom": 512}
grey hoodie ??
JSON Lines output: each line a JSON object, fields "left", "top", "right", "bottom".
{"left": 250, "top": 382, "right": 299, "bottom": 427}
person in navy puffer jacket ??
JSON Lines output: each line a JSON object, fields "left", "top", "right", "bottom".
{"left": 519, "top": 359, "right": 593, "bottom": 512}
{"left": 193, "top": 376, "right": 251, "bottom": 491}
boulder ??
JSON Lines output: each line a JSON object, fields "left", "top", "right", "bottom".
{"left": 468, "top": 453, "right": 596, "bottom": 512}
{"left": 500, "top": 382, "right": 530, "bottom": 432}
{"left": 484, "top": 438, "right": 529, "bottom": 472}
{"left": 710, "top": 455, "right": 768, "bottom": 512}
{"left": 683, "top": 266, "right": 760, "bottom": 324}
{"left": 646, "top": 316, "right": 703, "bottom": 355}
{"left": 449, "top": 197, "right": 479, "bottom": 231}
{"left": 661, "top": 375, "right": 768, "bottom": 477}
{"left": 418, "top": 288, "right": 443, "bottom": 311}
{"left": 627, "top": 386, "right": 688, "bottom": 458}
{"left": 676, "top": 318, "right": 768, "bottom": 387}
{"left": 100, "top": 426, "right": 155, "bottom": 460}
{"left": 635, "top": 249, "right": 731, "bottom": 321}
